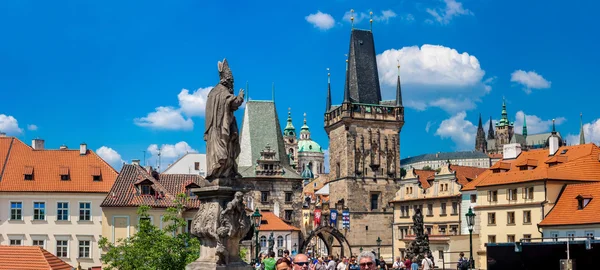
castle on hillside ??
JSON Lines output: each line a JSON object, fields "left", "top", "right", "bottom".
{"left": 475, "top": 99, "right": 565, "bottom": 154}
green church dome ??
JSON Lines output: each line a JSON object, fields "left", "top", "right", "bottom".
{"left": 298, "top": 140, "right": 323, "bottom": 153}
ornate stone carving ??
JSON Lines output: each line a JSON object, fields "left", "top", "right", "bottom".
{"left": 406, "top": 208, "right": 431, "bottom": 264}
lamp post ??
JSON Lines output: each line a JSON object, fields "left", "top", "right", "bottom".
{"left": 252, "top": 208, "right": 263, "bottom": 265}
{"left": 376, "top": 236, "right": 382, "bottom": 259}
{"left": 466, "top": 207, "right": 476, "bottom": 270}
{"left": 359, "top": 247, "right": 363, "bottom": 253}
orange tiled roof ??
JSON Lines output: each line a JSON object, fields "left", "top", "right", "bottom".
{"left": 488, "top": 153, "right": 503, "bottom": 159}
{"left": 472, "top": 144, "right": 600, "bottom": 189}
{"left": 0, "top": 137, "right": 118, "bottom": 192}
{"left": 0, "top": 246, "right": 72, "bottom": 270}
{"left": 101, "top": 164, "right": 204, "bottom": 208}
{"left": 450, "top": 165, "right": 487, "bottom": 186}
{"left": 413, "top": 169, "right": 435, "bottom": 189}
{"left": 540, "top": 181, "right": 600, "bottom": 226}
{"left": 258, "top": 211, "right": 300, "bottom": 231}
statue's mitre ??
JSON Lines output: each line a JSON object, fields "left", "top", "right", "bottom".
{"left": 218, "top": 58, "right": 232, "bottom": 78}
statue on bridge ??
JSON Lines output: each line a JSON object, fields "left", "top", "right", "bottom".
{"left": 406, "top": 208, "right": 431, "bottom": 263}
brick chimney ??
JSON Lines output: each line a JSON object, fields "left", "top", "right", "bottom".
{"left": 503, "top": 143, "right": 522, "bottom": 159}
{"left": 32, "top": 139, "right": 45, "bottom": 150}
{"left": 80, "top": 143, "right": 87, "bottom": 155}
{"left": 549, "top": 119, "right": 560, "bottom": 156}
{"left": 132, "top": 159, "right": 141, "bottom": 166}
{"left": 59, "top": 144, "right": 68, "bottom": 150}
{"left": 0, "top": 132, "right": 6, "bottom": 137}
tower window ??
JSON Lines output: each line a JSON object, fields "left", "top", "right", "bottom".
{"left": 370, "top": 193, "right": 380, "bottom": 210}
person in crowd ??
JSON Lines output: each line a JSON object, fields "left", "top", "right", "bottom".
{"left": 337, "top": 257, "right": 348, "bottom": 270}
{"left": 284, "top": 250, "right": 291, "bottom": 260}
{"left": 457, "top": 252, "right": 469, "bottom": 270}
{"left": 293, "top": 253, "right": 310, "bottom": 270}
{"left": 392, "top": 256, "right": 405, "bottom": 270}
{"left": 357, "top": 251, "right": 377, "bottom": 270}
{"left": 348, "top": 256, "right": 360, "bottom": 270}
{"left": 378, "top": 256, "right": 388, "bottom": 269}
{"left": 326, "top": 255, "right": 337, "bottom": 270}
{"left": 403, "top": 256, "right": 411, "bottom": 270}
{"left": 421, "top": 254, "right": 433, "bottom": 270}
{"left": 410, "top": 257, "right": 419, "bottom": 270}
{"left": 277, "top": 257, "right": 293, "bottom": 270}
{"left": 264, "top": 251, "right": 277, "bottom": 270}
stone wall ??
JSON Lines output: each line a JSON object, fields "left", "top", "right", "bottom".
{"left": 243, "top": 178, "right": 304, "bottom": 228}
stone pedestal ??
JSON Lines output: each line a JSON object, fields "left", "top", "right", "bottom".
{"left": 186, "top": 183, "right": 252, "bottom": 270}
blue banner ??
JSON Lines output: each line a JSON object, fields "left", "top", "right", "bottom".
{"left": 342, "top": 209, "right": 350, "bottom": 229}
{"left": 330, "top": 209, "right": 338, "bottom": 227}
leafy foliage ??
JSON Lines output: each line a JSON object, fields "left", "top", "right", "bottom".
{"left": 99, "top": 193, "right": 200, "bottom": 270}
{"left": 239, "top": 247, "right": 249, "bottom": 263}
{"left": 400, "top": 167, "right": 407, "bottom": 178}
{"left": 422, "top": 165, "right": 432, "bottom": 171}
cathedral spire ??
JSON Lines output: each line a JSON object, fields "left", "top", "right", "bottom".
{"left": 396, "top": 61, "right": 403, "bottom": 107}
{"left": 580, "top": 113, "right": 586, "bottom": 145}
{"left": 522, "top": 114, "right": 528, "bottom": 138}
{"left": 475, "top": 113, "right": 487, "bottom": 152}
{"left": 326, "top": 68, "right": 332, "bottom": 112}
{"left": 478, "top": 113, "right": 483, "bottom": 129}
{"left": 487, "top": 116, "right": 495, "bottom": 139}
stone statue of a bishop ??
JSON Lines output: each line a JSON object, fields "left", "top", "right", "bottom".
{"left": 204, "top": 59, "right": 244, "bottom": 181}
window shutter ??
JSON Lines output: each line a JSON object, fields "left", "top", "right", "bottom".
{"left": 487, "top": 191, "right": 491, "bottom": 202}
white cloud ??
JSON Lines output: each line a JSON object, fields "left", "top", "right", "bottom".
{"left": 27, "top": 124, "right": 38, "bottom": 131}
{"left": 178, "top": 87, "right": 212, "bottom": 117}
{"left": 425, "top": 121, "right": 434, "bottom": 133}
{"left": 96, "top": 146, "right": 124, "bottom": 169}
{"left": 426, "top": 0, "right": 473, "bottom": 25}
{"left": 566, "top": 118, "right": 600, "bottom": 145}
{"left": 435, "top": 111, "right": 477, "bottom": 150}
{"left": 147, "top": 141, "right": 198, "bottom": 171}
{"left": 510, "top": 70, "right": 551, "bottom": 94}
{"left": 134, "top": 106, "right": 194, "bottom": 130}
{"left": 377, "top": 45, "right": 490, "bottom": 113}
{"left": 0, "top": 114, "right": 23, "bottom": 135}
{"left": 305, "top": 11, "right": 335, "bottom": 30}
{"left": 513, "top": 111, "right": 565, "bottom": 134}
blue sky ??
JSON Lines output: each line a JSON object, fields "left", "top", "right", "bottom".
{"left": 1, "top": 0, "right": 599, "bottom": 170}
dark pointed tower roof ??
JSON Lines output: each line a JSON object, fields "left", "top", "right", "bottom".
{"left": 522, "top": 114, "right": 528, "bottom": 138}
{"left": 326, "top": 70, "right": 332, "bottom": 112}
{"left": 396, "top": 62, "right": 403, "bottom": 107}
{"left": 344, "top": 29, "right": 382, "bottom": 105}
{"left": 487, "top": 116, "right": 495, "bottom": 139}
{"left": 475, "top": 113, "right": 487, "bottom": 152}
{"left": 478, "top": 113, "right": 483, "bottom": 129}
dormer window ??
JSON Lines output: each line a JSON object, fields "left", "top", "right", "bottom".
{"left": 141, "top": 185, "right": 154, "bottom": 195}
{"left": 577, "top": 195, "right": 592, "bottom": 210}
{"left": 90, "top": 166, "right": 102, "bottom": 181}
{"left": 59, "top": 167, "right": 70, "bottom": 181}
{"left": 24, "top": 166, "right": 34, "bottom": 180}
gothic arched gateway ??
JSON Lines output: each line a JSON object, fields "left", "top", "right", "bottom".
{"left": 301, "top": 225, "right": 352, "bottom": 258}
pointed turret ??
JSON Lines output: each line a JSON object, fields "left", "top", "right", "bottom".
{"left": 396, "top": 62, "right": 403, "bottom": 107}
{"left": 475, "top": 113, "right": 487, "bottom": 152}
{"left": 300, "top": 113, "right": 311, "bottom": 140}
{"left": 343, "top": 58, "right": 350, "bottom": 103}
{"left": 283, "top": 108, "right": 296, "bottom": 137}
{"left": 522, "top": 114, "right": 528, "bottom": 138}
{"left": 487, "top": 116, "right": 495, "bottom": 139}
{"left": 580, "top": 113, "right": 586, "bottom": 145}
{"left": 326, "top": 70, "right": 332, "bottom": 112}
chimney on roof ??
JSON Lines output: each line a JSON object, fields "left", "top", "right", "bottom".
{"left": 132, "top": 159, "right": 141, "bottom": 166}
{"left": 32, "top": 139, "right": 45, "bottom": 150}
{"left": 59, "top": 144, "right": 68, "bottom": 150}
{"left": 503, "top": 143, "right": 522, "bottom": 159}
{"left": 0, "top": 132, "right": 6, "bottom": 137}
{"left": 144, "top": 166, "right": 153, "bottom": 174}
{"left": 80, "top": 143, "right": 87, "bottom": 155}
{"left": 549, "top": 119, "right": 560, "bottom": 156}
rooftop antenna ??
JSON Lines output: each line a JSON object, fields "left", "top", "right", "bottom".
{"left": 369, "top": 11, "right": 373, "bottom": 31}
{"left": 157, "top": 147, "right": 162, "bottom": 172}
{"left": 350, "top": 9, "right": 355, "bottom": 30}
{"left": 142, "top": 150, "right": 147, "bottom": 166}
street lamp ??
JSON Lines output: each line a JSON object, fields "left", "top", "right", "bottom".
{"left": 252, "top": 208, "right": 263, "bottom": 265}
{"left": 359, "top": 246, "right": 363, "bottom": 253}
{"left": 466, "top": 207, "right": 476, "bottom": 270}
{"left": 376, "top": 237, "right": 382, "bottom": 259}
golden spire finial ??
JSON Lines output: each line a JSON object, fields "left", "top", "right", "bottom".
{"left": 370, "top": 11, "right": 374, "bottom": 31}
{"left": 350, "top": 9, "right": 355, "bottom": 29}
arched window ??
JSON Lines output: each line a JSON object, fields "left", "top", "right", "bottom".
{"left": 260, "top": 236, "right": 267, "bottom": 247}
{"left": 277, "top": 236, "right": 284, "bottom": 247}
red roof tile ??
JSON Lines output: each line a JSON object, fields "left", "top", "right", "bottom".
{"left": 101, "top": 164, "right": 205, "bottom": 208}
{"left": 540, "top": 181, "right": 600, "bottom": 226}
{"left": 472, "top": 144, "right": 600, "bottom": 189}
{"left": 413, "top": 169, "right": 435, "bottom": 189}
{"left": 258, "top": 211, "right": 300, "bottom": 231}
{"left": 450, "top": 165, "right": 487, "bottom": 186}
{"left": 0, "top": 246, "right": 72, "bottom": 270}
{"left": 0, "top": 137, "right": 118, "bottom": 192}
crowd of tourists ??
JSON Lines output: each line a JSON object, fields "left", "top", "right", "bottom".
{"left": 254, "top": 250, "right": 442, "bottom": 270}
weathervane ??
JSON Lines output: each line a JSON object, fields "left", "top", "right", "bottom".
{"left": 350, "top": 9, "right": 354, "bottom": 29}
{"left": 327, "top": 68, "right": 330, "bottom": 84}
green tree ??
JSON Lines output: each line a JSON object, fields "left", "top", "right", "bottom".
{"left": 422, "top": 165, "right": 432, "bottom": 171}
{"left": 99, "top": 193, "right": 200, "bottom": 270}
{"left": 400, "top": 168, "right": 407, "bottom": 178}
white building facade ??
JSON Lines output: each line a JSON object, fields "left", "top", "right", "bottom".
{"left": 162, "top": 153, "right": 207, "bottom": 176}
